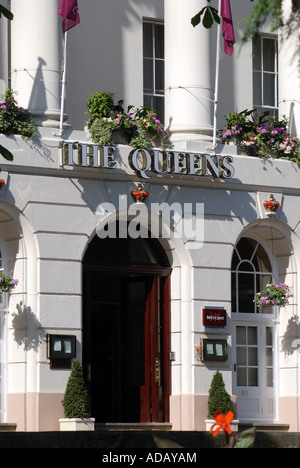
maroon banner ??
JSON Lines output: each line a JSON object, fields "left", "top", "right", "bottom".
{"left": 203, "top": 308, "right": 227, "bottom": 327}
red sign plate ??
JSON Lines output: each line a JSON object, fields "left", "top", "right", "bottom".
{"left": 203, "top": 309, "right": 227, "bottom": 327}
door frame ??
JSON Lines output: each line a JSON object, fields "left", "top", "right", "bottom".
{"left": 232, "top": 315, "right": 278, "bottom": 424}
{"left": 82, "top": 263, "right": 172, "bottom": 423}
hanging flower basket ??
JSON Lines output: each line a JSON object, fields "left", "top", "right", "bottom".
{"left": 254, "top": 283, "right": 292, "bottom": 310}
{"left": 0, "top": 271, "right": 18, "bottom": 293}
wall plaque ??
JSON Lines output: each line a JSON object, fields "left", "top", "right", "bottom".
{"left": 203, "top": 308, "right": 227, "bottom": 327}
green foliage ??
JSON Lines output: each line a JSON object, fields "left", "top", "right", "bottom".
{"left": 191, "top": 1, "right": 220, "bottom": 29}
{"left": 0, "top": 4, "right": 13, "bottom": 21}
{"left": 0, "top": 271, "right": 18, "bottom": 292}
{"left": 0, "top": 144, "right": 13, "bottom": 161}
{"left": 0, "top": 89, "right": 35, "bottom": 138}
{"left": 191, "top": 0, "right": 255, "bottom": 30}
{"left": 240, "top": 0, "right": 283, "bottom": 47}
{"left": 86, "top": 91, "right": 115, "bottom": 122}
{"left": 88, "top": 117, "right": 114, "bottom": 146}
{"left": 85, "top": 91, "right": 167, "bottom": 149}
{"left": 220, "top": 109, "right": 300, "bottom": 162}
{"left": 207, "top": 370, "right": 235, "bottom": 419}
{"left": 62, "top": 360, "right": 91, "bottom": 419}
{"left": 233, "top": 428, "right": 256, "bottom": 449}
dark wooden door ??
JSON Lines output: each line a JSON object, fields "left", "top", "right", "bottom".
{"left": 83, "top": 270, "right": 171, "bottom": 423}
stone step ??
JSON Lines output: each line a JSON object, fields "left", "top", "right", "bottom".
{"left": 239, "top": 423, "right": 290, "bottom": 432}
{"left": 0, "top": 423, "right": 17, "bottom": 432}
{"left": 95, "top": 422, "right": 172, "bottom": 431}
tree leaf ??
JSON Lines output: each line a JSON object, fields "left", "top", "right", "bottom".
{"left": 191, "top": 8, "right": 205, "bottom": 28}
{"left": 233, "top": 428, "right": 256, "bottom": 449}
{"left": 0, "top": 144, "right": 14, "bottom": 161}
{"left": 153, "top": 436, "right": 183, "bottom": 449}
{"left": 203, "top": 8, "right": 214, "bottom": 29}
{"left": 211, "top": 8, "right": 221, "bottom": 25}
{"left": 0, "top": 4, "right": 14, "bottom": 21}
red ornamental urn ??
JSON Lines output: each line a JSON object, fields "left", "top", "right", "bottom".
{"left": 131, "top": 183, "right": 149, "bottom": 203}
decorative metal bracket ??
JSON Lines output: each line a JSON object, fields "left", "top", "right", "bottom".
{"left": 263, "top": 194, "right": 280, "bottom": 217}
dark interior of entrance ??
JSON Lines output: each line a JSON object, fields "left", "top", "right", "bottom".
{"left": 82, "top": 235, "right": 171, "bottom": 424}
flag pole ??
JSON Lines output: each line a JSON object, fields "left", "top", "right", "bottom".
{"left": 59, "top": 30, "right": 68, "bottom": 135}
{"left": 213, "top": 0, "right": 222, "bottom": 150}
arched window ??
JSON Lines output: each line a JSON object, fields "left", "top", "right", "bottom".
{"left": 231, "top": 237, "right": 272, "bottom": 313}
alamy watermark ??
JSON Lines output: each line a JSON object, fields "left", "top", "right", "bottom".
{"left": 96, "top": 196, "right": 204, "bottom": 250}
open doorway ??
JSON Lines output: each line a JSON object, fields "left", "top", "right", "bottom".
{"left": 82, "top": 235, "right": 171, "bottom": 423}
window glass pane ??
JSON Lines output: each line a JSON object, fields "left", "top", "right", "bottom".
{"left": 238, "top": 273, "right": 255, "bottom": 313}
{"left": 248, "top": 327, "right": 257, "bottom": 345}
{"left": 237, "top": 367, "right": 247, "bottom": 386}
{"left": 266, "top": 347, "right": 273, "bottom": 367}
{"left": 143, "top": 59, "right": 153, "bottom": 94}
{"left": 231, "top": 272, "right": 237, "bottom": 312}
{"left": 155, "top": 24, "right": 164, "bottom": 59}
{"left": 236, "top": 238, "right": 257, "bottom": 260}
{"left": 248, "top": 367, "right": 258, "bottom": 386}
{"left": 253, "top": 71, "right": 262, "bottom": 106}
{"left": 155, "top": 60, "right": 164, "bottom": 94}
{"left": 253, "top": 36, "right": 261, "bottom": 70}
{"left": 266, "top": 368, "right": 273, "bottom": 387}
{"left": 143, "top": 23, "right": 153, "bottom": 58}
{"left": 237, "top": 347, "right": 246, "bottom": 365}
{"left": 263, "top": 73, "right": 275, "bottom": 106}
{"left": 266, "top": 327, "right": 273, "bottom": 346}
{"left": 237, "top": 326, "right": 246, "bottom": 345}
{"left": 263, "top": 38, "right": 275, "bottom": 72}
{"left": 256, "top": 244, "right": 272, "bottom": 272}
{"left": 248, "top": 347, "right": 258, "bottom": 366}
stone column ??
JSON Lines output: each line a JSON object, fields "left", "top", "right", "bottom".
{"left": 10, "top": 0, "right": 62, "bottom": 127}
{"left": 278, "top": 0, "right": 300, "bottom": 137}
{"left": 164, "top": 0, "right": 214, "bottom": 146}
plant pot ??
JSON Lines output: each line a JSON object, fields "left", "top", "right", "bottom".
{"left": 205, "top": 419, "right": 239, "bottom": 433}
{"left": 59, "top": 418, "right": 95, "bottom": 431}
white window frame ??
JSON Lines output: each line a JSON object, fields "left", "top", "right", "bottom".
{"left": 143, "top": 19, "right": 165, "bottom": 123}
{"left": 253, "top": 35, "right": 278, "bottom": 117}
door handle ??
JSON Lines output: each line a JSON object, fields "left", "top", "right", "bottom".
{"left": 155, "top": 358, "right": 161, "bottom": 383}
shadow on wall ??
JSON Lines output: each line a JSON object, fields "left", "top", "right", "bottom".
{"left": 11, "top": 301, "right": 46, "bottom": 352}
{"left": 281, "top": 315, "right": 300, "bottom": 357}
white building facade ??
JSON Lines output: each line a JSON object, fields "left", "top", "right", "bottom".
{"left": 0, "top": 0, "right": 300, "bottom": 432}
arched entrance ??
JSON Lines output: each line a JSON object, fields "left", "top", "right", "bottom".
{"left": 82, "top": 234, "right": 172, "bottom": 424}
{"left": 231, "top": 236, "right": 277, "bottom": 423}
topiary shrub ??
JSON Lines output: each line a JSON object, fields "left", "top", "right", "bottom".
{"left": 62, "top": 360, "right": 91, "bottom": 419}
{"left": 207, "top": 370, "right": 235, "bottom": 419}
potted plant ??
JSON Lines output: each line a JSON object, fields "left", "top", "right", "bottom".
{"left": 205, "top": 370, "right": 239, "bottom": 432}
{"left": 0, "top": 271, "right": 18, "bottom": 292}
{"left": 85, "top": 90, "right": 168, "bottom": 149}
{"left": 254, "top": 283, "right": 292, "bottom": 311}
{"left": 0, "top": 89, "right": 35, "bottom": 138}
{"left": 59, "top": 360, "right": 95, "bottom": 431}
{"left": 220, "top": 109, "right": 300, "bottom": 163}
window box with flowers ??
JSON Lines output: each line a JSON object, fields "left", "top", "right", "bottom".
{"left": 0, "top": 89, "right": 36, "bottom": 162}
{"left": 0, "top": 89, "right": 35, "bottom": 139}
{"left": 85, "top": 91, "right": 169, "bottom": 149}
{"left": 220, "top": 109, "right": 300, "bottom": 164}
{"left": 254, "top": 283, "right": 292, "bottom": 311}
